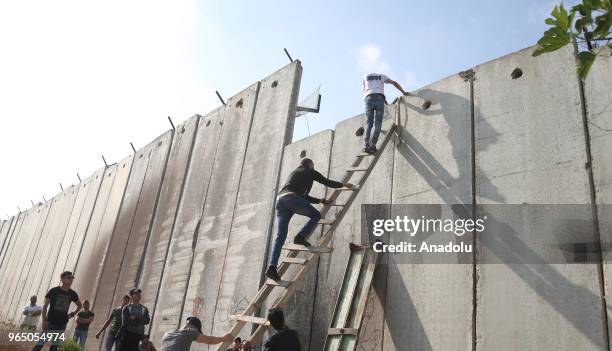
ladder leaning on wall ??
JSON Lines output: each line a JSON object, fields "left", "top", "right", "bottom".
{"left": 214, "top": 119, "right": 398, "bottom": 351}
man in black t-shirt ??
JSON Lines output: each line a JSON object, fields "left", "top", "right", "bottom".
{"left": 263, "top": 308, "right": 300, "bottom": 351}
{"left": 74, "top": 299, "right": 95, "bottom": 347}
{"left": 265, "top": 158, "right": 350, "bottom": 281}
{"left": 32, "top": 271, "right": 82, "bottom": 351}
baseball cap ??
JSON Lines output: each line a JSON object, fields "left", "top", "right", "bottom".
{"left": 129, "top": 288, "right": 142, "bottom": 296}
{"left": 186, "top": 316, "right": 202, "bottom": 334}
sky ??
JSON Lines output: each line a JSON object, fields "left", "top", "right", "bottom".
{"left": 0, "top": 0, "right": 578, "bottom": 217}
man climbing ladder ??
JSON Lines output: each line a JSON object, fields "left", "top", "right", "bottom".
{"left": 265, "top": 158, "right": 352, "bottom": 281}
{"left": 360, "top": 73, "right": 430, "bottom": 154}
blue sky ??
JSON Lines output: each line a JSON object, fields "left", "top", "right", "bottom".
{"left": 0, "top": 0, "right": 577, "bottom": 216}
{"left": 197, "top": 0, "right": 577, "bottom": 140}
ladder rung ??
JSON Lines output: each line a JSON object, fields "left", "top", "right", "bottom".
{"left": 282, "top": 244, "right": 333, "bottom": 253}
{"left": 328, "top": 328, "right": 359, "bottom": 336}
{"left": 346, "top": 167, "right": 369, "bottom": 172}
{"left": 325, "top": 203, "right": 346, "bottom": 207}
{"left": 357, "top": 152, "right": 375, "bottom": 157}
{"left": 318, "top": 218, "right": 335, "bottom": 225}
{"left": 266, "top": 279, "right": 292, "bottom": 288}
{"left": 335, "top": 186, "right": 359, "bottom": 191}
{"left": 280, "top": 257, "right": 308, "bottom": 265}
{"left": 231, "top": 315, "right": 270, "bottom": 325}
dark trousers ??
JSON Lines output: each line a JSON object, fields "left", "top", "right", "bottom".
{"left": 118, "top": 331, "right": 142, "bottom": 351}
{"left": 364, "top": 93, "right": 385, "bottom": 147}
{"left": 268, "top": 194, "right": 321, "bottom": 268}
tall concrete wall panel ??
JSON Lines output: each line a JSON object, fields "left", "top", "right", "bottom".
{"left": 68, "top": 156, "right": 133, "bottom": 336}
{"left": 52, "top": 168, "right": 106, "bottom": 286}
{"left": 585, "top": 49, "right": 612, "bottom": 343}
{"left": 137, "top": 115, "right": 199, "bottom": 318}
{"left": 6, "top": 202, "right": 53, "bottom": 327}
{"left": 211, "top": 61, "right": 302, "bottom": 341}
{"left": 0, "top": 217, "right": 14, "bottom": 265}
{"left": 474, "top": 45, "right": 605, "bottom": 350}
{"left": 33, "top": 185, "right": 80, "bottom": 306}
{"left": 181, "top": 84, "right": 259, "bottom": 349}
{"left": 383, "top": 75, "right": 474, "bottom": 350}
{"left": 265, "top": 129, "right": 334, "bottom": 348}
{"left": 310, "top": 113, "right": 395, "bottom": 351}
{"left": 0, "top": 213, "right": 24, "bottom": 295}
{"left": 90, "top": 132, "right": 172, "bottom": 351}
{"left": 149, "top": 109, "right": 224, "bottom": 343}
{"left": 0, "top": 207, "right": 40, "bottom": 325}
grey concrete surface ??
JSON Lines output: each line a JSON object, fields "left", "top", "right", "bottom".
{"left": 2, "top": 52, "right": 611, "bottom": 351}
{"left": 264, "top": 129, "right": 335, "bottom": 347}
{"left": 0, "top": 207, "right": 40, "bottom": 325}
{"left": 149, "top": 108, "right": 224, "bottom": 344}
{"left": 30, "top": 185, "right": 79, "bottom": 318}
{"left": 89, "top": 131, "right": 172, "bottom": 351}
{"left": 310, "top": 112, "right": 395, "bottom": 351}
{"left": 138, "top": 115, "right": 199, "bottom": 321}
{"left": 474, "top": 45, "right": 605, "bottom": 350}
{"left": 51, "top": 167, "right": 106, "bottom": 288}
{"left": 210, "top": 61, "right": 302, "bottom": 343}
{"left": 383, "top": 74, "right": 474, "bottom": 351}
{"left": 585, "top": 48, "right": 612, "bottom": 345}
{"left": 6, "top": 202, "right": 53, "bottom": 327}
{"left": 180, "top": 84, "right": 259, "bottom": 350}
{"left": 67, "top": 156, "right": 133, "bottom": 338}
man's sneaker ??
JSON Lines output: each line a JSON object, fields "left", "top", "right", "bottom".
{"left": 293, "top": 236, "right": 312, "bottom": 247}
{"left": 265, "top": 266, "right": 281, "bottom": 281}
{"left": 366, "top": 145, "right": 377, "bottom": 155}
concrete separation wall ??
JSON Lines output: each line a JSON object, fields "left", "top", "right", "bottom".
{"left": 1, "top": 49, "right": 611, "bottom": 351}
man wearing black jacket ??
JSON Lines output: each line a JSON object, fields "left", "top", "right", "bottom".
{"left": 265, "top": 158, "right": 351, "bottom": 281}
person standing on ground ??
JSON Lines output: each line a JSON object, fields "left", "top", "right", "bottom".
{"left": 96, "top": 295, "right": 130, "bottom": 351}
{"left": 263, "top": 308, "right": 300, "bottom": 351}
{"left": 20, "top": 295, "right": 43, "bottom": 330}
{"left": 73, "top": 300, "right": 94, "bottom": 347}
{"left": 32, "top": 271, "right": 82, "bottom": 351}
{"left": 361, "top": 73, "right": 415, "bottom": 154}
{"left": 160, "top": 316, "right": 233, "bottom": 351}
{"left": 119, "top": 288, "right": 150, "bottom": 351}
{"left": 227, "top": 337, "right": 242, "bottom": 351}
{"left": 265, "top": 158, "right": 351, "bottom": 281}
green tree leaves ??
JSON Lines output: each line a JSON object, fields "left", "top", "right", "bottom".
{"left": 533, "top": 0, "right": 611, "bottom": 79}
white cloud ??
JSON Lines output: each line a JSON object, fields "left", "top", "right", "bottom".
{"left": 355, "top": 44, "right": 391, "bottom": 75}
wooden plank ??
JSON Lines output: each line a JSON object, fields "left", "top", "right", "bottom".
{"left": 318, "top": 218, "right": 336, "bottom": 225}
{"left": 282, "top": 244, "right": 333, "bottom": 253}
{"left": 280, "top": 257, "right": 308, "bottom": 265}
{"left": 231, "top": 315, "right": 270, "bottom": 326}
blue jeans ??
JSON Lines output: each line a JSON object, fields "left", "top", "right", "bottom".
{"left": 268, "top": 194, "right": 321, "bottom": 268}
{"left": 32, "top": 322, "right": 67, "bottom": 351}
{"left": 105, "top": 332, "right": 118, "bottom": 351}
{"left": 73, "top": 329, "right": 88, "bottom": 348}
{"left": 364, "top": 94, "right": 385, "bottom": 147}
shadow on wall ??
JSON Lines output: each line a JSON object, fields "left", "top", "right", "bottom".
{"left": 383, "top": 87, "right": 605, "bottom": 349}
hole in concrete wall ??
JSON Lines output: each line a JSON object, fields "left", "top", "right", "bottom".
{"left": 236, "top": 99, "right": 243, "bottom": 108}
{"left": 220, "top": 120, "right": 224, "bottom": 125}
{"left": 206, "top": 120, "right": 211, "bottom": 127}
{"left": 300, "top": 150, "right": 307, "bottom": 158}
{"left": 271, "top": 80, "right": 278, "bottom": 88}
{"left": 139, "top": 154, "right": 143, "bottom": 159}
{"left": 158, "top": 141, "right": 163, "bottom": 146}
{"left": 180, "top": 126, "right": 185, "bottom": 134}
{"left": 511, "top": 67, "right": 523, "bottom": 79}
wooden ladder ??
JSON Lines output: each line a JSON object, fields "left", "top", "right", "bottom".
{"left": 323, "top": 242, "right": 379, "bottom": 351}
{"left": 215, "top": 123, "right": 397, "bottom": 350}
